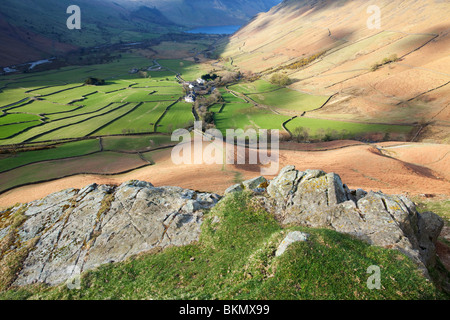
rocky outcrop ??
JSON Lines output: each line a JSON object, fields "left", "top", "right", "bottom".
{"left": 0, "top": 181, "right": 220, "bottom": 287}
{"left": 0, "top": 166, "right": 444, "bottom": 288}
{"left": 232, "top": 166, "right": 443, "bottom": 272}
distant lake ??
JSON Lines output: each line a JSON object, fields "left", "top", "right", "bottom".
{"left": 186, "top": 25, "right": 241, "bottom": 35}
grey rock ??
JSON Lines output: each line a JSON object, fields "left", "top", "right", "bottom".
{"left": 275, "top": 231, "right": 309, "bottom": 257}
{"left": 417, "top": 211, "right": 444, "bottom": 267}
{"left": 242, "top": 176, "right": 268, "bottom": 191}
{"left": 224, "top": 183, "right": 243, "bottom": 194}
{"left": 263, "top": 165, "right": 444, "bottom": 272}
{"left": 3, "top": 181, "right": 220, "bottom": 287}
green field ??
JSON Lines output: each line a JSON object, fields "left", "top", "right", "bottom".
{"left": 214, "top": 103, "right": 290, "bottom": 135}
{"left": 0, "top": 139, "right": 101, "bottom": 173}
{"left": 0, "top": 55, "right": 199, "bottom": 145}
{"left": 156, "top": 101, "right": 194, "bottom": 133}
{"left": 0, "top": 151, "right": 148, "bottom": 194}
{"left": 229, "top": 80, "right": 281, "bottom": 94}
{"left": 229, "top": 80, "right": 329, "bottom": 112}
{"left": 286, "top": 117, "right": 414, "bottom": 139}
{"left": 247, "top": 89, "right": 329, "bottom": 111}
{"left": 158, "top": 59, "right": 207, "bottom": 81}
{"left": 6, "top": 100, "right": 81, "bottom": 115}
{"left": 101, "top": 135, "right": 173, "bottom": 152}
{"left": 97, "top": 102, "right": 174, "bottom": 135}
{"left": 0, "top": 121, "right": 42, "bottom": 140}
{"left": 0, "top": 113, "right": 41, "bottom": 125}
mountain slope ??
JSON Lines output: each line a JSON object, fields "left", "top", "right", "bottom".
{"left": 0, "top": 13, "right": 77, "bottom": 67}
{"left": 0, "top": 0, "right": 178, "bottom": 47}
{"left": 220, "top": 0, "right": 450, "bottom": 142}
{"left": 0, "top": 0, "right": 180, "bottom": 66}
{"left": 139, "top": 0, "right": 283, "bottom": 27}
{"left": 0, "top": 0, "right": 281, "bottom": 66}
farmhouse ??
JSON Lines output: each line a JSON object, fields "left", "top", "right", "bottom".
{"left": 196, "top": 78, "right": 206, "bottom": 85}
{"left": 185, "top": 93, "right": 196, "bottom": 103}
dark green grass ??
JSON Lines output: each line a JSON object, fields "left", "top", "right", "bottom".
{"left": 286, "top": 117, "right": 413, "bottom": 139}
{"left": 229, "top": 80, "right": 281, "bottom": 94}
{"left": 0, "top": 152, "right": 147, "bottom": 194}
{"left": 0, "top": 121, "right": 41, "bottom": 140}
{"left": 0, "top": 140, "right": 101, "bottom": 173}
{"left": 0, "top": 192, "right": 442, "bottom": 300}
{"left": 214, "top": 103, "right": 289, "bottom": 135}
{"left": 96, "top": 102, "right": 173, "bottom": 135}
{"left": 156, "top": 101, "right": 194, "bottom": 133}
{"left": 0, "top": 114, "right": 40, "bottom": 125}
{"left": 413, "top": 197, "right": 450, "bottom": 225}
{"left": 5, "top": 101, "right": 80, "bottom": 115}
{"left": 247, "top": 89, "right": 329, "bottom": 112}
{"left": 35, "top": 103, "right": 140, "bottom": 141}
{"left": 101, "top": 135, "right": 173, "bottom": 152}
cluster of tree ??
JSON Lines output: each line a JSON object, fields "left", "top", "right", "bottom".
{"left": 291, "top": 126, "right": 405, "bottom": 143}
{"left": 265, "top": 51, "right": 327, "bottom": 74}
{"left": 370, "top": 54, "right": 400, "bottom": 71}
{"left": 269, "top": 73, "right": 291, "bottom": 86}
{"left": 84, "top": 77, "right": 105, "bottom": 86}
{"left": 138, "top": 70, "right": 149, "bottom": 78}
{"left": 201, "top": 73, "right": 219, "bottom": 81}
{"left": 219, "top": 71, "right": 240, "bottom": 85}
{"left": 194, "top": 89, "right": 222, "bottom": 124}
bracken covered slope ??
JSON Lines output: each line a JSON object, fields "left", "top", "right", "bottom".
{"left": 220, "top": 0, "right": 450, "bottom": 142}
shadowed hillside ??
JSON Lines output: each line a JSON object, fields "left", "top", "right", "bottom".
{"left": 219, "top": 0, "right": 450, "bottom": 143}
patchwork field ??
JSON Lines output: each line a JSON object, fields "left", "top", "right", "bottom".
{"left": 0, "top": 55, "right": 205, "bottom": 146}
{"left": 0, "top": 50, "right": 439, "bottom": 202}
{"left": 0, "top": 55, "right": 207, "bottom": 193}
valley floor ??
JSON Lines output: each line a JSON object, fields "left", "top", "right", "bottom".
{"left": 0, "top": 140, "right": 449, "bottom": 209}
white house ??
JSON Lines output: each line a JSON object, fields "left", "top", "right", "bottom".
{"left": 196, "top": 78, "right": 206, "bottom": 85}
{"left": 185, "top": 93, "right": 196, "bottom": 103}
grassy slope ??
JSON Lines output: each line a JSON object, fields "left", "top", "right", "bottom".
{"left": 0, "top": 152, "right": 147, "bottom": 194}
{"left": 286, "top": 117, "right": 413, "bottom": 139}
{"left": 0, "top": 0, "right": 178, "bottom": 48}
{"left": 101, "top": 135, "right": 173, "bottom": 152}
{"left": 0, "top": 139, "right": 100, "bottom": 173}
{"left": 0, "top": 192, "right": 443, "bottom": 300}
{"left": 247, "top": 89, "right": 329, "bottom": 112}
{"left": 96, "top": 102, "right": 173, "bottom": 135}
{"left": 156, "top": 101, "right": 194, "bottom": 133}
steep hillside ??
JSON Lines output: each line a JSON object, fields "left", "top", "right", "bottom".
{"left": 0, "top": 0, "right": 281, "bottom": 66}
{"left": 0, "top": 14, "right": 77, "bottom": 67}
{"left": 0, "top": 0, "right": 179, "bottom": 66}
{"left": 134, "top": 0, "right": 283, "bottom": 27}
{"left": 220, "top": 0, "right": 450, "bottom": 142}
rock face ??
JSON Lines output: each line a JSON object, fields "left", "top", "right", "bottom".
{"left": 0, "top": 166, "right": 444, "bottom": 288}
{"left": 263, "top": 166, "right": 444, "bottom": 271}
{"left": 275, "top": 231, "right": 309, "bottom": 257}
{"left": 0, "top": 181, "right": 220, "bottom": 287}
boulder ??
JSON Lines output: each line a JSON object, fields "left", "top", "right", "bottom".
{"left": 275, "top": 231, "right": 309, "bottom": 257}
{"left": 263, "top": 166, "right": 444, "bottom": 271}
{"left": 2, "top": 181, "right": 220, "bottom": 286}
